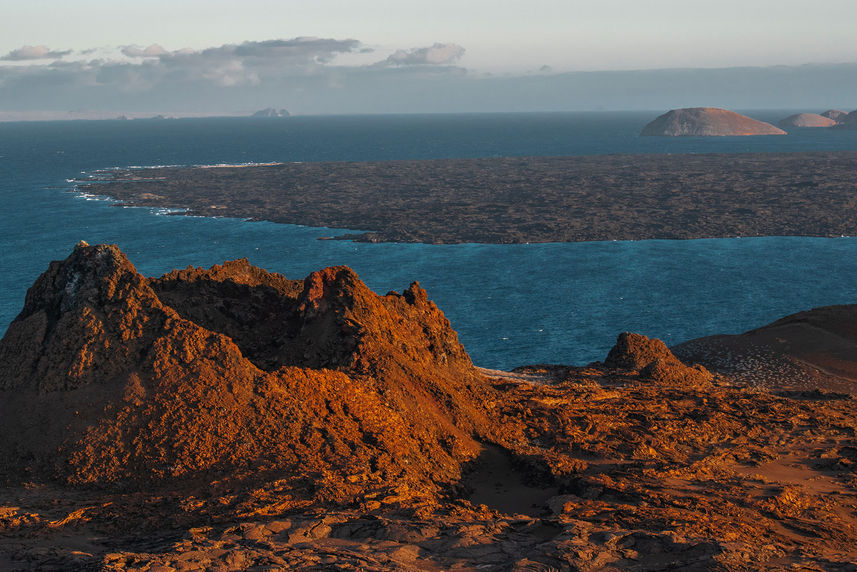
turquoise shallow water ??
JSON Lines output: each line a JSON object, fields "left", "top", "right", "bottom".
{"left": 3, "top": 113, "right": 857, "bottom": 369}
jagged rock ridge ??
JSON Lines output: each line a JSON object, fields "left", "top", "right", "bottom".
{"left": 641, "top": 107, "right": 786, "bottom": 136}
{"left": 0, "top": 242, "right": 495, "bottom": 490}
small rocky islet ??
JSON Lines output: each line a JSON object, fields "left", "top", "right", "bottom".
{"left": 640, "top": 107, "right": 786, "bottom": 136}
{"left": 1, "top": 242, "right": 856, "bottom": 569}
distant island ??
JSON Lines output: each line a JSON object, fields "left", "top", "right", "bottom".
{"left": 778, "top": 113, "right": 837, "bottom": 128}
{"left": 77, "top": 151, "right": 857, "bottom": 244}
{"left": 251, "top": 107, "right": 290, "bottom": 118}
{"left": 640, "top": 106, "right": 857, "bottom": 135}
{"left": 822, "top": 109, "right": 850, "bottom": 122}
{"left": 640, "top": 107, "right": 785, "bottom": 136}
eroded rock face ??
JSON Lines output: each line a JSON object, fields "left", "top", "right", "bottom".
{"left": 605, "top": 332, "right": 712, "bottom": 386}
{"left": 641, "top": 107, "right": 786, "bottom": 136}
{"left": 0, "top": 243, "right": 493, "bottom": 490}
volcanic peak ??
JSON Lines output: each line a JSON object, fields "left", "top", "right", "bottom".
{"left": 641, "top": 107, "right": 786, "bottom": 136}
{"left": 0, "top": 243, "right": 493, "bottom": 489}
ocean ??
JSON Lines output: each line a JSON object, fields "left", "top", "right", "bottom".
{"left": 3, "top": 111, "right": 857, "bottom": 369}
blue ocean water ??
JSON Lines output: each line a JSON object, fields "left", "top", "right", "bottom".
{"left": 3, "top": 112, "right": 857, "bottom": 369}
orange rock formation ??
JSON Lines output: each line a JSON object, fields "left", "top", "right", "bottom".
{"left": 0, "top": 242, "right": 495, "bottom": 491}
{"left": 2, "top": 244, "right": 856, "bottom": 570}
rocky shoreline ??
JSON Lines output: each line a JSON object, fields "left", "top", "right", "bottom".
{"left": 76, "top": 151, "right": 857, "bottom": 244}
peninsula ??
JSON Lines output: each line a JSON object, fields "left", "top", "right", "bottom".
{"left": 78, "top": 151, "right": 857, "bottom": 243}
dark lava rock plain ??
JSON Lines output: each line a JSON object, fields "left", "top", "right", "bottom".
{"left": 78, "top": 151, "right": 857, "bottom": 244}
{"left": 1, "top": 243, "right": 857, "bottom": 570}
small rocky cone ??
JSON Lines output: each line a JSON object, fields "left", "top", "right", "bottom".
{"left": 0, "top": 243, "right": 495, "bottom": 493}
{"left": 605, "top": 332, "right": 712, "bottom": 387}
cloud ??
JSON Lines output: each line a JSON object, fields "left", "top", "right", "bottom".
{"left": 121, "top": 44, "right": 167, "bottom": 58}
{"left": 0, "top": 36, "right": 378, "bottom": 114}
{"left": 385, "top": 43, "right": 465, "bottom": 66}
{"left": 231, "top": 38, "right": 362, "bottom": 63}
{"left": 1, "top": 45, "right": 71, "bottom": 61}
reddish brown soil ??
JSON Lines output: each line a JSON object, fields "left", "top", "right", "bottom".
{"left": 77, "top": 151, "right": 857, "bottom": 244}
{"left": 1, "top": 245, "right": 857, "bottom": 570}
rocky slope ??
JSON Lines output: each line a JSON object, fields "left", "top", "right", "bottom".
{"left": 674, "top": 303, "right": 857, "bottom": 394}
{"left": 1, "top": 245, "right": 857, "bottom": 570}
{"left": 640, "top": 107, "right": 786, "bottom": 136}
{"left": 0, "top": 242, "right": 497, "bottom": 491}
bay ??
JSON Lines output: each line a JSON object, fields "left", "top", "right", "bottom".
{"left": 2, "top": 112, "right": 857, "bottom": 369}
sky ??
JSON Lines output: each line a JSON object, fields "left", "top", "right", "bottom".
{"left": 2, "top": 0, "right": 857, "bottom": 117}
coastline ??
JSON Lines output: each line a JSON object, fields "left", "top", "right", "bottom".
{"left": 77, "top": 150, "right": 857, "bottom": 244}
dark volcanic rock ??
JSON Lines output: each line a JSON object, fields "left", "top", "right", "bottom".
{"left": 641, "top": 107, "right": 786, "bottom": 136}
{"left": 75, "top": 151, "right": 857, "bottom": 244}
{"left": 778, "top": 113, "right": 837, "bottom": 128}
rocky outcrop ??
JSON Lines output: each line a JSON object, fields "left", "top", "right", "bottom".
{"left": 0, "top": 242, "right": 494, "bottom": 489}
{"left": 778, "top": 113, "right": 837, "bottom": 128}
{"left": 605, "top": 332, "right": 712, "bottom": 386}
{"left": 641, "top": 107, "right": 786, "bottom": 136}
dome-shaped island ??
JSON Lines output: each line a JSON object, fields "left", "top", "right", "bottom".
{"left": 641, "top": 107, "right": 786, "bottom": 136}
